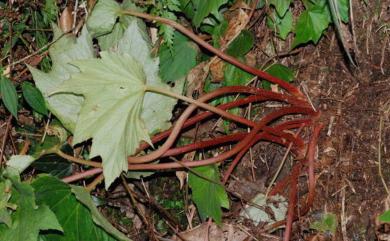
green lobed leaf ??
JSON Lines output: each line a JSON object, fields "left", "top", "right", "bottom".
{"left": 87, "top": 0, "right": 121, "bottom": 37}
{"left": 269, "top": 0, "right": 292, "bottom": 17}
{"left": 159, "top": 31, "right": 198, "bottom": 82}
{"left": 55, "top": 51, "right": 151, "bottom": 188}
{"left": 191, "top": 0, "right": 229, "bottom": 27}
{"left": 188, "top": 165, "right": 229, "bottom": 224}
{"left": 71, "top": 185, "right": 130, "bottom": 241}
{"left": 0, "top": 75, "right": 18, "bottom": 118}
{"left": 32, "top": 175, "right": 128, "bottom": 241}
{"left": 0, "top": 177, "right": 62, "bottom": 241}
{"left": 22, "top": 82, "right": 48, "bottom": 116}
{"left": 292, "top": 4, "right": 331, "bottom": 48}
{"left": 267, "top": 10, "right": 293, "bottom": 40}
{"left": 262, "top": 63, "right": 294, "bottom": 90}
{"left": 28, "top": 25, "right": 95, "bottom": 132}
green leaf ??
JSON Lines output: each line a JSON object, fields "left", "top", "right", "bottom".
{"left": 292, "top": 4, "right": 331, "bottom": 47}
{"left": 32, "top": 175, "right": 128, "bottom": 241}
{"left": 22, "top": 82, "right": 48, "bottom": 116}
{"left": 226, "top": 30, "right": 254, "bottom": 58}
{"left": 262, "top": 63, "right": 294, "bottom": 89}
{"left": 191, "top": 0, "right": 229, "bottom": 27}
{"left": 379, "top": 210, "right": 390, "bottom": 222}
{"left": 0, "top": 177, "right": 62, "bottom": 241}
{"left": 117, "top": 19, "right": 184, "bottom": 135}
{"left": 87, "top": 0, "right": 121, "bottom": 37}
{"left": 71, "top": 185, "right": 130, "bottom": 241}
{"left": 55, "top": 52, "right": 151, "bottom": 188}
{"left": 42, "top": 0, "right": 59, "bottom": 25}
{"left": 28, "top": 25, "right": 95, "bottom": 132}
{"left": 267, "top": 10, "right": 293, "bottom": 40}
{"left": 160, "top": 11, "right": 177, "bottom": 48}
{"left": 0, "top": 75, "right": 18, "bottom": 118}
{"left": 336, "top": 0, "right": 349, "bottom": 23}
{"left": 0, "top": 181, "right": 12, "bottom": 227}
{"left": 159, "top": 31, "right": 198, "bottom": 82}
{"left": 188, "top": 165, "right": 229, "bottom": 224}
{"left": 269, "top": 0, "right": 292, "bottom": 17}
{"left": 310, "top": 212, "right": 337, "bottom": 234}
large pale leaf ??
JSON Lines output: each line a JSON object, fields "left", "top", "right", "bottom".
{"left": 188, "top": 165, "right": 229, "bottom": 224}
{"left": 32, "top": 175, "right": 127, "bottom": 241}
{"left": 117, "top": 19, "right": 184, "bottom": 135}
{"left": 28, "top": 25, "right": 95, "bottom": 132}
{"left": 87, "top": 0, "right": 121, "bottom": 37}
{"left": 0, "top": 176, "right": 62, "bottom": 241}
{"left": 55, "top": 51, "right": 151, "bottom": 188}
{"left": 240, "top": 193, "right": 287, "bottom": 226}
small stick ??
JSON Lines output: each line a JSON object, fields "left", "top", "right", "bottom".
{"left": 86, "top": 173, "right": 104, "bottom": 192}
{"left": 0, "top": 115, "right": 12, "bottom": 167}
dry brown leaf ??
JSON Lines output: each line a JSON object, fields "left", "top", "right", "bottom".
{"left": 186, "top": 62, "right": 208, "bottom": 97}
{"left": 87, "top": 0, "right": 97, "bottom": 12}
{"left": 222, "top": 9, "right": 250, "bottom": 47}
{"left": 209, "top": 58, "right": 225, "bottom": 83}
{"left": 59, "top": 7, "right": 73, "bottom": 33}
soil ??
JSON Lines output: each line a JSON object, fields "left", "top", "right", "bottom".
{"left": 288, "top": 1, "right": 390, "bottom": 239}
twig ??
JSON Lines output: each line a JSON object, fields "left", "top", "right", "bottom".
{"left": 4, "top": 30, "right": 71, "bottom": 69}
{"left": 0, "top": 115, "right": 13, "bottom": 167}
{"left": 265, "top": 125, "right": 304, "bottom": 197}
{"left": 86, "top": 173, "right": 104, "bottom": 192}
{"left": 120, "top": 175, "right": 159, "bottom": 241}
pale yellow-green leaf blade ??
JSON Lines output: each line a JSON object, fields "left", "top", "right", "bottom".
{"left": 56, "top": 52, "right": 151, "bottom": 188}
{"left": 28, "top": 25, "right": 94, "bottom": 132}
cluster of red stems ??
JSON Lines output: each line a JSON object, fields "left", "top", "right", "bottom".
{"left": 62, "top": 11, "right": 323, "bottom": 240}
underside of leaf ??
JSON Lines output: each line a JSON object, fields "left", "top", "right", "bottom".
{"left": 55, "top": 52, "right": 152, "bottom": 188}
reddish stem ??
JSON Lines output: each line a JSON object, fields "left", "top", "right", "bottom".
{"left": 128, "top": 107, "right": 315, "bottom": 170}
{"left": 121, "top": 10, "right": 304, "bottom": 98}
{"left": 162, "top": 119, "right": 310, "bottom": 158}
{"left": 62, "top": 168, "right": 103, "bottom": 183}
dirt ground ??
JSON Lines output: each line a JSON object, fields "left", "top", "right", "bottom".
{"left": 289, "top": 1, "right": 390, "bottom": 239}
